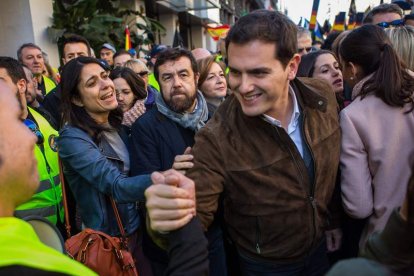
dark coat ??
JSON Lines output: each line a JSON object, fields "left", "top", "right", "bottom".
{"left": 129, "top": 106, "right": 195, "bottom": 175}
{"left": 129, "top": 106, "right": 196, "bottom": 266}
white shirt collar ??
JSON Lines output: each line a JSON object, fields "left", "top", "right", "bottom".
{"left": 262, "top": 86, "right": 300, "bottom": 130}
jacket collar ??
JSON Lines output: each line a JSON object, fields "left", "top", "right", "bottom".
{"left": 292, "top": 78, "right": 327, "bottom": 112}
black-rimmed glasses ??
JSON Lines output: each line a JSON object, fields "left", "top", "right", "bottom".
{"left": 137, "top": 71, "right": 149, "bottom": 77}
{"left": 298, "top": 47, "right": 313, "bottom": 53}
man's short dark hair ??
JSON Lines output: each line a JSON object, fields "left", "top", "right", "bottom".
{"left": 225, "top": 9, "right": 297, "bottom": 68}
{"left": 153, "top": 48, "right": 198, "bottom": 83}
{"left": 62, "top": 34, "right": 92, "bottom": 57}
{"left": 0, "top": 56, "right": 27, "bottom": 83}
{"left": 113, "top": 49, "right": 132, "bottom": 60}
{"left": 363, "top": 3, "right": 403, "bottom": 24}
{"left": 16, "top": 43, "right": 42, "bottom": 62}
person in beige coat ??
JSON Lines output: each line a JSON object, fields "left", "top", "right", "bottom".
{"left": 338, "top": 24, "right": 414, "bottom": 248}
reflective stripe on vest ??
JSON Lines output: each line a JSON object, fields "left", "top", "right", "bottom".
{"left": 43, "top": 75, "right": 56, "bottom": 94}
{"left": 36, "top": 175, "right": 60, "bottom": 194}
{"left": 15, "top": 108, "right": 63, "bottom": 225}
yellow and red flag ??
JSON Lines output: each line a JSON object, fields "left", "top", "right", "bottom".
{"left": 125, "top": 25, "right": 132, "bottom": 50}
{"left": 332, "top": 12, "right": 346, "bottom": 32}
{"left": 206, "top": 25, "right": 230, "bottom": 41}
{"left": 309, "top": 0, "right": 320, "bottom": 31}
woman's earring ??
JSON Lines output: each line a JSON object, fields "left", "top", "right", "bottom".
{"left": 350, "top": 76, "right": 354, "bottom": 81}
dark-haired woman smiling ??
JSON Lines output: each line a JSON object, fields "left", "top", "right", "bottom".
{"left": 57, "top": 57, "right": 152, "bottom": 274}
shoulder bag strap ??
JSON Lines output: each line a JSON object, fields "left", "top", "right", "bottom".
{"left": 58, "top": 157, "right": 72, "bottom": 239}
{"left": 110, "top": 197, "right": 127, "bottom": 239}
{"left": 59, "top": 156, "right": 127, "bottom": 240}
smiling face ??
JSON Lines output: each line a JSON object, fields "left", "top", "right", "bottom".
{"left": 158, "top": 56, "right": 199, "bottom": 113}
{"left": 21, "top": 47, "right": 45, "bottom": 75}
{"left": 228, "top": 40, "right": 299, "bottom": 118}
{"left": 75, "top": 63, "right": 117, "bottom": 123}
{"left": 200, "top": 62, "right": 227, "bottom": 99}
{"left": 312, "top": 53, "right": 343, "bottom": 94}
{"left": 113, "top": 77, "right": 136, "bottom": 112}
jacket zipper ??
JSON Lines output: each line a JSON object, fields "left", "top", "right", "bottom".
{"left": 274, "top": 121, "right": 317, "bottom": 251}
{"left": 255, "top": 216, "right": 261, "bottom": 254}
{"left": 301, "top": 112, "right": 318, "bottom": 249}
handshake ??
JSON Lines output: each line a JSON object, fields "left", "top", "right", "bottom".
{"left": 145, "top": 169, "right": 197, "bottom": 233}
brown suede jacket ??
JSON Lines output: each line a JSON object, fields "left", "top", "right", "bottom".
{"left": 187, "top": 77, "right": 341, "bottom": 263}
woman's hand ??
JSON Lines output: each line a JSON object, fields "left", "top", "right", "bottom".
{"left": 172, "top": 147, "right": 193, "bottom": 175}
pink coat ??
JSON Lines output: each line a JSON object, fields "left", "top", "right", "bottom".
{"left": 340, "top": 85, "right": 414, "bottom": 247}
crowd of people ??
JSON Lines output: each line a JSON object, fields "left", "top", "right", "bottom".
{"left": 0, "top": 2, "right": 414, "bottom": 276}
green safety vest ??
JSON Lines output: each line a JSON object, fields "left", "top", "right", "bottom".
{"left": 148, "top": 72, "right": 160, "bottom": 92}
{"left": 14, "top": 107, "right": 63, "bottom": 225}
{"left": 0, "top": 217, "right": 96, "bottom": 275}
{"left": 43, "top": 75, "right": 56, "bottom": 95}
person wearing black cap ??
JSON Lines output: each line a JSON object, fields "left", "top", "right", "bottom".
{"left": 100, "top": 43, "right": 116, "bottom": 67}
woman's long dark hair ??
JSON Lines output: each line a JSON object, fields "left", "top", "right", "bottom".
{"left": 297, "top": 50, "right": 337, "bottom": 78}
{"left": 60, "top": 56, "right": 122, "bottom": 142}
{"left": 339, "top": 24, "right": 414, "bottom": 110}
{"left": 109, "top": 66, "right": 147, "bottom": 109}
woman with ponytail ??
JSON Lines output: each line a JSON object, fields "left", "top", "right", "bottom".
{"left": 338, "top": 24, "right": 414, "bottom": 248}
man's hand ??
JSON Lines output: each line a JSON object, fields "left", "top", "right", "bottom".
{"left": 145, "top": 169, "right": 196, "bottom": 233}
{"left": 325, "top": 228, "right": 342, "bottom": 252}
{"left": 172, "top": 147, "right": 194, "bottom": 175}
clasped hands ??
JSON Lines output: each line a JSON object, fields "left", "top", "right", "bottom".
{"left": 145, "top": 169, "right": 196, "bottom": 233}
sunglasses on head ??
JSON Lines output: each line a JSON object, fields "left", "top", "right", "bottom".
{"left": 137, "top": 71, "right": 149, "bottom": 77}
{"left": 377, "top": 19, "right": 404, "bottom": 28}
{"left": 298, "top": 47, "right": 313, "bottom": 53}
{"left": 24, "top": 119, "right": 44, "bottom": 145}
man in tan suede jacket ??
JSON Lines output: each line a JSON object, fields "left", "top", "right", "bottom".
{"left": 145, "top": 10, "right": 341, "bottom": 275}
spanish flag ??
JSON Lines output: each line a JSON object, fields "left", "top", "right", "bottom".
{"left": 309, "top": 0, "right": 320, "bottom": 31}
{"left": 206, "top": 25, "right": 230, "bottom": 41}
{"left": 125, "top": 25, "right": 132, "bottom": 50}
{"left": 332, "top": 12, "right": 346, "bottom": 32}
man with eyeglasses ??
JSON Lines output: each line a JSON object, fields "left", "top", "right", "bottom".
{"left": 297, "top": 26, "right": 313, "bottom": 56}
{"left": 125, "top": 59, "right": 157, "bottom": 110}
{"left": 0, "top": 56, "right": 63, "bottom": 231}
{"left": 363, "top": 3, "right": 403, "bottom": 25}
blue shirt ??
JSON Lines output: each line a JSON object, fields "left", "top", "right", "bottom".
{"left": 262, "top": 86, "right": 303, "bottom": 157}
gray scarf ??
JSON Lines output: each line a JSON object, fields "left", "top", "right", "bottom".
{"left": 156, "top": 90, "right": 209, "bottom": 131}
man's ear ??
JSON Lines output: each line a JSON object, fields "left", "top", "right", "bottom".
{"left": 16, "top": 78, "right": 26, "bottom": 96}
{"left": 287, "top": 54, "right": 301, "bottom": 80}
{"left": 16, "top": 79, "right": 28, "bottom": 119}
{"left": 71, "top": 96, "right": 84, "bottom": 107}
